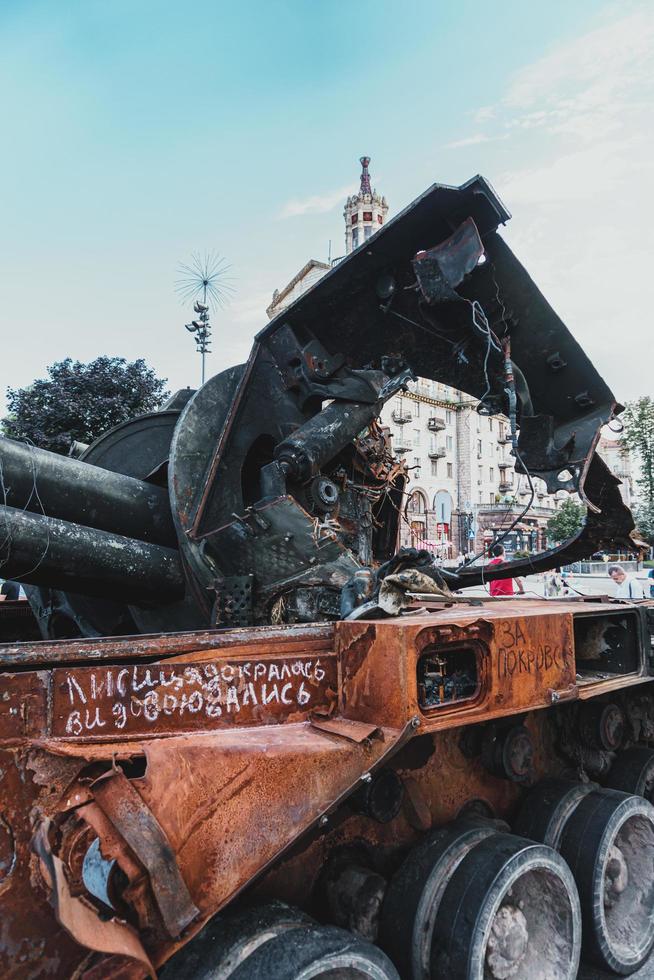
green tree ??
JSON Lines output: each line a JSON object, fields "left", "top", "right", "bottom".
{"left": 546, "top": 498, "right": 586, "bottom": 544}
{"left": 622, "top": 396, "right": 654, "bottom": 505}
{"left": 2, "top": 357, "right": 169, "bottom": 454}
{"left": 633, "top": 500, "right": 654, "bottom": 547}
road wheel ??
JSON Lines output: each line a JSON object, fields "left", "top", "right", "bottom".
{"left": 558, "top": 789, "right": 654, "bottom": 974}
{"left": 514, "top": 777, "right": 596, "bottom": 848}
{"left": 228, "top": 924, "right": 400, "bottom": 979}
{"left": 159, "top": 901, "right": 313, "bottom": 979}
{"left": 431, "top": 833, "right": 581, "bottom": 980}
{"left": 605, "top": 746, "right": 654, "bottom": 801}
{"left": 379, "top": 820, "right": 498, "bottom": 978}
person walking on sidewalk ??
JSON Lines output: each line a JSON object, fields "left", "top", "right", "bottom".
{"left": 608, "top": 564, "right": 647, "bottom": 599}
{"left": 487, "top": 544, "right": 525, "bottom": 597}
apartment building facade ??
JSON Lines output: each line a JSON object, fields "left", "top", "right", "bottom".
{"left": 379, "top": 382, "right": 558, "bottom": 558}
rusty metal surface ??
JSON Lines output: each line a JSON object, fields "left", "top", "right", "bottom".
{"left": 336, "top": 601, "right": 644, "bottom": 733}
{"left": 91, "top": 770, "right": 199, "bottom": 938}
{"left": 0, "top": 649, "right": 337, "bottom": 743}
{"left": 0, "top": 670, "right": 49, "bottom": 740}
{"left": 32, "top": 820, "right": 155, "bottom": 978}
{"left": 309, "top": 717, "right": 381, "bottom": 743}
{"left": 0, "top": 621, "right": 334, "bottom": 669}
{"left": 0, "top": 602, "right": 651, "bottom": 977}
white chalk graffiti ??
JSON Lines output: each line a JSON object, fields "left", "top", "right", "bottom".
{"left": 61, "top": 658, "right": 328, "bottom": 736}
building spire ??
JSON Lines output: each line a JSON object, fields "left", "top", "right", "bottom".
{"left": 344, "top": 155, "right": 388, "bottom": 255}
{"left": 359, "top": 156, "right": 372, "bottom": 196}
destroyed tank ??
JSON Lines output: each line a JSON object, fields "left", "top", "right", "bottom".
{"left": 1, "top": 175, "right": 653, "bottom": 980}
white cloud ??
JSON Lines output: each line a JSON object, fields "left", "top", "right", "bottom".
{"left": 444, "top": 133, "right": 506, "bottom": 150}
{"left": 486, "top": 4, "right": 654, "bottom": 399}
{"left": 471, "top": 105, "right": 496, "bottom": 123}
{"left": 505, "top": 9, "right": 654, "bottom": 110}
{"left": 502, "top": 7, "right": 654, "bottom": 142}
{"left": 278, "top": 184, "right": 354, "bottom": 219}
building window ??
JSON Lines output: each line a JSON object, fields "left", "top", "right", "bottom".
{"left": 413, "top": 457, "right": 421, "bottom": 476}
{"left": 445, "top": 410, "right": 453, "bottom": 424}
{"left": 489, "top": 467, "right": 494, "bottom": 481}
{"left": 477, "top": 440, "right": 483, "bottom": 456}
{"left": 413, "top": 400, "right": 420, "bottom": 418}
{"left": 363, "top": 211, "right": 372, "bottom": 221}
{"left": 490, "top": 493, "right": 495, "bottom": 504}
{"left": 408, "top": 491, "right": 426, "bottom": 514}
{"left": 447, "top": 462, "right": 453, "bottom": 478}
{"left": 431, "top": 459, "right": 439, "bottom": 476}
{"left": 488, "top": 418, "right": 493, "bottom": 431}
{"left": 478, "top": 465, "right": 483, "bottom": 481}
{"left": 352, "top": 228, "right": 360, "bottom": 248}
{"left": 364, "top": 226, "right": 373, "bottom": 240}
{"left": 478, "top": 490, "right": 483, "bottom": 503}
{"left": 377, "top": 214, "right": 383, "bottom": 224}
{"left": 413, "top": 429, "right": 420, "bottom": 446}
{"left": 446, "top": 435, "right": 453, "bottom": 451}
{"left": 351, "top": 214, "right": 358, "bottom": 223}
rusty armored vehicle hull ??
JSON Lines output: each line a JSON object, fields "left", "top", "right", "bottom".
{"left": 1, "top": 174, "right": 653, "bottom": 979}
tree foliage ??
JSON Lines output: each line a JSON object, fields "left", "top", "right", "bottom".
{"left": 633, "top": 500, "right": 654, "bottom": 547}
{"left": 2, "top": 357, "right": 169, "bottom": 454}
{"left": 622, "top": 396, "right": 654, "bottom": 505}
{"left": 546, "top": 498, "right": 586, "bottom": 544}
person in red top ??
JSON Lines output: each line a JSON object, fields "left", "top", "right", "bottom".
{"left": 487, "top": 543, "right": 525, "bottom": 597}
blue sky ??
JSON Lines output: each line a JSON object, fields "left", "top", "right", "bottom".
{"left": 1, "top": 0, "right": 652, "bottom": 407}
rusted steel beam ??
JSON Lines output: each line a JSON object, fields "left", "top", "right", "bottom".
{"left": 0, "top": 622, "right": 335, "bottom": 669}
{"left": 91, "top": 771, "right": 200, "bottom": 938}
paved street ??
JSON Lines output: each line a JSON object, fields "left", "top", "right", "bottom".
{"left": 461, "top": 570, "right": 652, "bottom": 600}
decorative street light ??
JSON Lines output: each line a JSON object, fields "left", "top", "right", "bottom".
{"left": 175, "top": 252, "right": 235, "bottom": 385}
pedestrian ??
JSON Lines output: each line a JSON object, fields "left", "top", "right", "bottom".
{"left": 546, "top": 571, "right": 562, "bottom": 597}
{"left": 0, "top": 580, "right": 20, "bottom": 601}
{"left": 487, "top": 544, "right": 525, "bottom": 597}
{"left": 607, "top": 564, "right": 647, "bottom": 600}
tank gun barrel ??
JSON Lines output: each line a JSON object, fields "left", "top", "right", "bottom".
{"left": 0, "top": 505, "right": 184, "bottom": 603}
{"left": 0, "top": 436, "right": 176, "bottom": 547}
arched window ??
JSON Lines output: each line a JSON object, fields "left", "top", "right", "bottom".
{"left": 407, "top": 490, "right": 428, "bottom": 514}
{"left": 433, "top": 490, "right": 453, "bottom": 524}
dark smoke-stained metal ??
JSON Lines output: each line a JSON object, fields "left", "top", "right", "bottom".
{"left": 0, "top": 173, "right": 641, "bottom": 635}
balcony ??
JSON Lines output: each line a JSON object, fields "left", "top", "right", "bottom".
{"left": 428, "top": 416, "right": 446, "bottom": 432}
{"left": 392, "top": 409, "right": 412, "bottom": 424}
{"left": 428, "top": 446, "right": 446, "bottom": 459}
{"left": 498, "top": 434, "right": 513, "bottom": 444}
{"left": 498, "top": 460, "right": 509, "bottom": 469}
{"left": 499, "top": 481, "right": 513, "bottom": 492}
{"left": 394, "top": 438, "right": 412, "bottom": 454}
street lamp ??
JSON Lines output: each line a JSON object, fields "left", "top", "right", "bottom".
{"left": 184, "top": 301, "right": 212, "bottom": 386}
{"left": 175, "top": 252, "right": 235, "bottom": 386}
